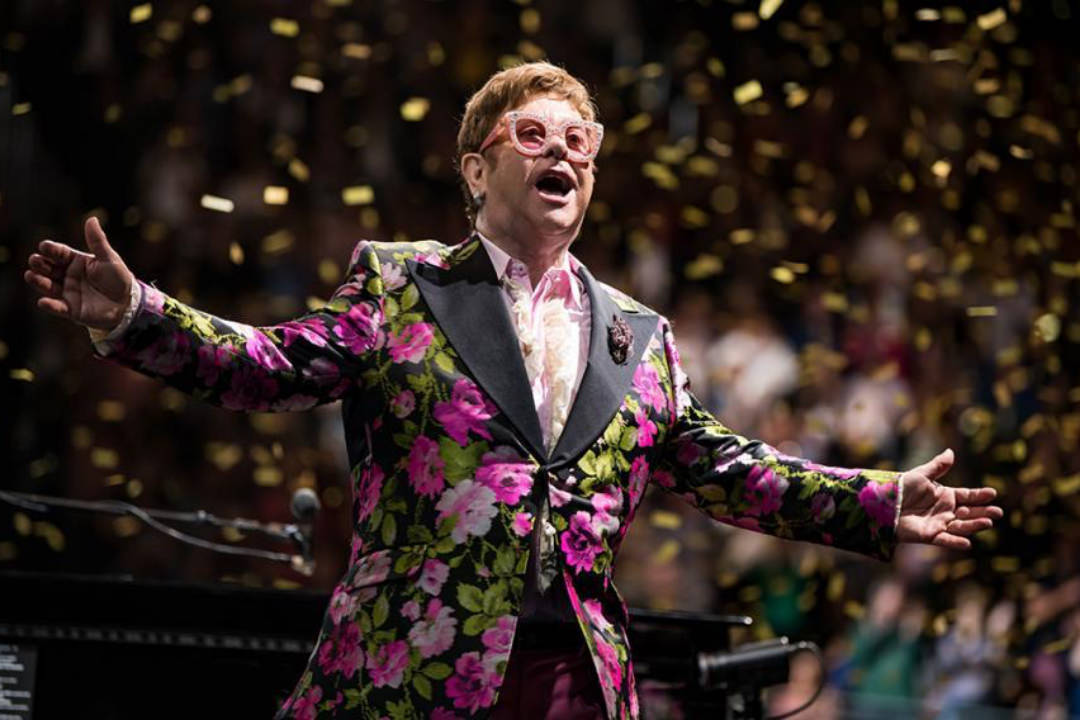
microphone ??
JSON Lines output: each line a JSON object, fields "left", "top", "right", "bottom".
{"left": 289, "top": 488, "right": 321, "bottom": 576}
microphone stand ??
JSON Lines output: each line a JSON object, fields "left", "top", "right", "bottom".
{"left": 0, "top": 489, "right": 316, "bottom": 576}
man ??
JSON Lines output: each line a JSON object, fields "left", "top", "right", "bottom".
{"left": 24, "top": 61, "right": 1001, "bottom": 719}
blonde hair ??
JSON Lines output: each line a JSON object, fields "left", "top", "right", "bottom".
{"left": 456, "top": 61, "right": 598, "bottom": 224}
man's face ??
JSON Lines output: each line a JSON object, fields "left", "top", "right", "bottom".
{"left": 468, "top": 95, "right": 596, "bottom": 243}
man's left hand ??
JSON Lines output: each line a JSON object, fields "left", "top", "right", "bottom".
{"left": 896, "top": 448, "right": 1003, "bottom": 549}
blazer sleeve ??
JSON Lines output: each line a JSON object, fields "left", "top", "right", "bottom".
{"left": 651, "top": 319, "right": 902, "bottom": 562}
{"left": 90, "top": 240, "right": 386, "bottom": 413}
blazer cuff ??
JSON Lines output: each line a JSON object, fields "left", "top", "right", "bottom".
{"left": 88, "top": 279, "right": 143, "bottom": 351}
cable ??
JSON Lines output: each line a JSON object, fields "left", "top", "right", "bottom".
{"left": 0, "top": 489, "right": 301, "bottom": 568}
{"left": 763, "top": 641, "right": 826, "bottom": 720}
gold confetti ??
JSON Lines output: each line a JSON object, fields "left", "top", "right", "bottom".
{"left": 254, "top": 466, "right": 283, "bottom": 487}
{"left": 931, "top": 159, "right": 951, "bottom": 178}
{"left": 342, "top": 43, "right": 372, "bottom": 60}
{"left": 770, "top": 266, "right": 796, "bottom": 284}
{"left": 966, "top": 306, "right": 998, "bottom": 317}
{"left": 623, "top": 113, "right": 652, "bottom": 134}
{"left": 732, "top": 12, "right": 759, "bottom": 30}
{"left": 1034, "top": 313, "right": 1060, "bottom": 342}
{"left": 759, "top": 0, "right": 783, "bottom": 20}
{"left": 976, "top": 8, "right": 1007, "bottom": 31}
{"left": 130, "top": 4, "right": 153, "bottom": 24}
{"left": 400, "top": 97, "right": 430, "bottom": 121}
{"left": 291, "top": 75, "right": 323, "bottom": 94}
{"left": 685, "top": 254, "right": 724, "bottom": 279}
{"left": 229, "top": 242, "right": 244, "bottom": 264}
{"left": 520, "top": 8, "right": 541, "bottom": 33}
{"left": 342, "top": 185, "right": 374, "bottom": 206}
{"left": 916, "top": 8, "right": 941, "bottom": 21}
{"left": 263, "top": 186, "right": 289, "bottom": 205}
{"left": 9, "top": 368, "right": 34, "bottom": 382}
{"left": 97, "top": 400, "right": 126, "bottom": 422}
{"left": 288, "top": 158, "right": 310, "bottom": 182}
{"left": 200, "top": 194, "right": 234, "bottom": 213}
{"left": 192, "top": 5, "right": 211, "bottom": 23}
{"left": 649, "top": 510, "right": 682, "bottom": 530}
{"left": 12, "top": 102, "right": 30, "bottom": 116}
{"left": 733, "top": 79, "right": 763, "bottom": 105}
{"left": 270, "top": 18, "right": 299, "bottom": 37}
{"left": 90, "top": 447, "right": 119, "bottom": 469}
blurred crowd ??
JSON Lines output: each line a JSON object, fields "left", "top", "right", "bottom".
{"left": 3, "top": 0, "right": 1079, "bottom": 716}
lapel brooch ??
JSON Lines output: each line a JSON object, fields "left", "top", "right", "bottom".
{"left": 607, "top": 314, "right": 633, "bottom": 365}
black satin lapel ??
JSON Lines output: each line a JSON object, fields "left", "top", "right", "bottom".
{"left": 549, "top": 267, "right": 658, "bottom": 467}
{"left": 405, "top": 241, "right": 547, "bottom": 461}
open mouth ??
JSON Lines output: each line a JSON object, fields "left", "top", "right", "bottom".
{"left": 534, "top": 170, "right": 574, "bottom": 201}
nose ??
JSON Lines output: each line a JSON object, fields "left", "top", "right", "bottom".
{"left": 542, "top": 133, "right": 568, "bottom": 160}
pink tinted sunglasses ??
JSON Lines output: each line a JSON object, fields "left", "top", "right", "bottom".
{"left": 477, "top": 110, "right": 604, "bottom": 164}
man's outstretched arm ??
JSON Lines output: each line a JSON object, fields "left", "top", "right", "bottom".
{"left": 651, "top": 320, "right": 1001, "bottom": 561}
{"left": 25, "top": 216, "right": 385, "bottom": 412}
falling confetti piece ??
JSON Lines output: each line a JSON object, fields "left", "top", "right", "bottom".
{"left": 400, "top": 97, "right": 430, "bottom": 121}
{"left": 342, "top": 43, "right": 372, "bottom": 59}
{"left": 192, "top": 5, "right": 211, "bottom": 23}
{"left": 270, "top": 18, "right": 299, "bottom": 37}
{"left": 10, "top": 368, "right": 34, "bottom": 382}
{"left": 759, "top": 0, "right": 783, "bottom": 20}
{"left": 976, "top": 8, "right": 1007, "bottom": 30}
{"left": 623, "top": 113, "right": 652, "bottom": 134}
{"left": 263, "top": 186, "right": 289, "bottom": 205}
{"left": 12, "top": 102, "right": 30, "bottom": 116}
{"left": 342, "top": 185, "right": 374, "bottom": 206}
{"left": 200, "top": 194, "right": 234, "bottom": 213}
{"left": 967, "top": 306, "right": 998, "bottom": 317}
{"left": 288, "top": 158, "right": 310, "bottom": 182}
{"left": 130, "top": 4, "right": 152, "bottom": 23}
{"left": 649, "top": 510, "right": 682, "bottom": 530}
{"left": 733, "top": 79, "right": 763, "bottom": 105}
{"left": 291, "top": 75, "right": 323, "bottom": 93}
{"left": 229, "top": 242, "right": 244, "bottom": 264}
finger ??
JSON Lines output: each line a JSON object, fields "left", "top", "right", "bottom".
{"left": 912, "top": 448, "right": 955, "bottom": 480}
{"left": 24, "top": 269, "right": 61, "bottom": 297}
{"left": 36, "top": 296, "right": 71, "bottom": 317}
{"left": 956, "top": 505, "right": 1004, "bottom": 520}
{"left": 954, "top": 487, "right": 997, "bottom": 505}
{"left": 28, "top": 254, "right": 61, "bottom": 279}
{"left": 933, "top": 533, "right": 972, "bottom": 551}
{"left": 84, "top": 216, "right": 118, "bottom": 261}
{"left": 946, "top": 518, "right": 993, "bottom": 535}
{"left": 38, "top": 238, "right": 82, "bottom": 264}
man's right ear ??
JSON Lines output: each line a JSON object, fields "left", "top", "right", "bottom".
{"left": 460, "top": 152, "right": 486, "bottom": 201}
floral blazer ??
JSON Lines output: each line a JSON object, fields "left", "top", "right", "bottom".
{"left": 92, "top": 234, "right": 902, "bottom": 720}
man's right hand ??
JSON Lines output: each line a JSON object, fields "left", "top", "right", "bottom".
{"left": 24, "top": 216, "right": 136, "bottom": 331}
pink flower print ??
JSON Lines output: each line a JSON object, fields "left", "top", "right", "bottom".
{"left": 435, "top": 480, "right": 497, "bottom": 543}
{"left": 245, "top": 331, "right": 291, "bottom": 371}
{"left": 632, "top": 364, "right": 666, "bottom": 412}
{"left": 195, "top": 344, "right": 232, "bottom": 386}
{"left": 136, "top": 330, "right": 190, "bottom": 375}
{"left": 582, "top": 599, "right": 614, "bottom": 634}
{"left": 349, "top": 550, "right": 391, "bottom": 589}
{"left": 433, "top": 378, "right": 497, "bottom": 446}
{"left": 550, "top": 486, "right": 572, "bottom": 508}
{"left": 289, "top": 685, "right": 322, "bottom": 720}
{"left": 416, "top": 251, "right": 450, "bottom": 269}
{"left": 407, "top": 436, "right": 445, "bottom": 499}
{"left": 858, "top": 481, "right": 898, "bottom": 530}
{"left": 445, "top": 651, "right": 501, "bottom": 713}
{"left": 811, "top": 493, "right": 836, "bottom": 523}
{"left": 328, "top": 585, "right": 359, "bottom": 625}
{"left": 302, "top": 357, "right": 340, "bottom": 387}
{"left": 141, "top": 282, "right": 165, "bottom": 313}
{"left": 511, "top": 511, "right": 533, "bottom": 537}
{"left": 349, "top": 535, "right": 365, "bottom": 564}
{"left": 366, "top": 639, "right": 410, "bottom": 688}
{"left": 652, "top": 469, "right": 675, "bottom": 489}
{"left": 381, "top": 261, "right": 406, "bottom": 290}
{"left": 355, "top": 463, "right": 385, "bottom": 523}
{"left": 430, "top": 709, "right": 463, "bottom": 720}
{"left": 628, "top": 457, "right": 650, "bottom": 505}
{"left": 280, "top": 318, "right": 329, "bottom": 348}
{"left": 221, "top": 365, "right": 278, "bottom": 411}
{"left": 743, "top": 465, "right": 789, "bottom": 517}
{"left": 476, "top": 446, "right": 534, "bottom": 505}
{"left": 590, "top": 485, "right": 622, "bottom": 535}
{"left": 481, "top": 615, "right": 516, "bottom": 656}
{"left": 418, "top": 559, "right": 449, "bottom": 596}
{"left": 402, "top": 599, "right": 421, "bottom": 621}
{"left": 390, "top": 389, "right": 416, "bottom": 418}
{"left": 561, "top": 511, "right": 602, "bottom": 574}
{"left": 594, "top": 635, "right": 623, "bottom": 692}
{"left": 333, "top": 302, "right": 380, "bottom": 354}
{"left": 675, "top": 437, "right": 705, "bottom": 467}
{"left": 634, "top": 408, "right": 657, "bottom": 447}
{"left": 799, "top": 459, "right": 861, "bottom": 480}
{"left": 388, "top": 322, "right": 434, "bottom": 364}
{"left": 318, "top": 621, "right": 363, "bottom": 679}
{"left": 408, "top": 598, "right": 458, "bottom": 659}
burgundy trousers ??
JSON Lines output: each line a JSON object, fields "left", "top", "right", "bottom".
{"left": 490, "top": 644, "right": 607, "bottom": 720}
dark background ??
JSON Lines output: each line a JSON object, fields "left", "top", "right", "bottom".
{"left": 3, "top": 0, "right": 1079, "bottom": 715}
